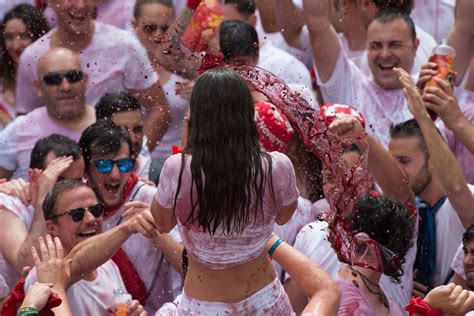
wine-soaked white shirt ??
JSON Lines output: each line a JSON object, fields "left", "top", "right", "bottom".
{"left": 16, "top": 21, "right": 158, "bottom": 114}
{"left": 411, "top": 0, "right": 456, "bottom": 42}
{"left": 25, "top": 261, "right": 125, "bottom": 316}
{"left": 103, "top": 180, "right": 183, "bottom": 314}
{"left": 315, "top": 48, "right": 413, "bottom": 147}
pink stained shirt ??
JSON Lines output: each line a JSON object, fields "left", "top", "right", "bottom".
{"left": 315, "top": 47, "right": 414, "bottom": 148}
{"left": 336, "top": 277, "right": 403, "bottom": 316}
{"left": 155, "top": 151, "right": 299, "bottom": 270}
{"left": 440, "top": 89, "right": 474, "bottom": 184}
{"left": 16, "top": 21, "right": 158, "bottom": 114}
{"left": 411, "top": 0, "right": 456, "bottom": 42}
{"left": 0, "top": 106, "right": 84, "bottom": 180}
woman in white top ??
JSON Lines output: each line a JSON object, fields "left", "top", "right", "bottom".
{"left": 0, "top": 4, "right": 49, "bottom": 128}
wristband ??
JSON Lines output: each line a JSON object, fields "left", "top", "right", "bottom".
{"left": 268, "top": 238, "right": 284, "bottom": 258}
{"left": 187, "top": 0, "right": 201, "bottom": 10}
{"left": 17, "top": 307, "right": 39, "bottom": 316}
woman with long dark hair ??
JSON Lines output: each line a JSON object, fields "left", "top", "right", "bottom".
{"left": 0, "top": 4, "right": 49, "bottom": 128}
{"left": 151, "top": 68, "right": 299, "bottom": 314}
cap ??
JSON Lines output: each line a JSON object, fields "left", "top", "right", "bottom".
{"left": 320, "top": 103, "right": 366, "bottom": 128}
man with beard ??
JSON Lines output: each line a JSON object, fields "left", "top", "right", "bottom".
{"left": 389, "top": 117, "right": 474, "bottom": 294}
{"left": 78, "top": 120, "right": 183, "bottom": 313}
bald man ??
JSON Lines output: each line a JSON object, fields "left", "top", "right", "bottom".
{"left": 0, "top": 48, "right": 96, "bottom": 180}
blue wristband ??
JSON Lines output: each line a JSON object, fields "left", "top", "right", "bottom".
{"left": 268, "top": 238, "right": 284, "bottom": 257}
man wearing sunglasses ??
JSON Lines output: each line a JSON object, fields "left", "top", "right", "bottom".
{"left": 22, "top": 180, "right": 146, "bottom": 315}
{"left": 16, "top": 0, "right": 171, "bottom": 157}
{"left": 0, "top": 48, "right": 96, "bottom": 181}
{"left": 0, "top": 135, "right": 85, "bottom": 301}
{"left": 79, "top": 120, "right": 183, "bottom": 314}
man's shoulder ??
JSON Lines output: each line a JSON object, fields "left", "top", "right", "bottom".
{"left": 20, "top": 31, "right": 52, "bottom": 61}
{"left": 132, "top": 181, "right": 157, "bottom": 204}
{"left": 92, "top": 21, "right": 140, "bottom": 49}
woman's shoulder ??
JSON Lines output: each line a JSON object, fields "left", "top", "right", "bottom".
{"left": 268, "top": 151, "right": 292, "bottom": 165}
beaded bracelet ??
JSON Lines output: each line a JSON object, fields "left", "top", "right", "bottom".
{"left": 16, "top": 307, "right": 39, "bottom": 316}
{"left": 268, "top": 238, "right": 284, "bottom": 258}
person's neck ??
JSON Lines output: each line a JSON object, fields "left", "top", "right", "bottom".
{"left": 418, "top": 178, "right": 446, "bottom": 207}
{"left": 52, "top": 23, "right": 95, "bottom": 52}
{"left": 340, "top": 9, "right": 367, "bottom": 51}
{"left": 353, "top": 266, "right": 381, "bottom": 285}
{"left": 47, "top": 105, "right": 94, "bottom": 131}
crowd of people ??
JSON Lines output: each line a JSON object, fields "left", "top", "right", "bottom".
{"left": 0, "top": 0, "right": 473, "bottom": 315}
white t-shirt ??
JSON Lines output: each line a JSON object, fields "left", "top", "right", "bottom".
{"left": 258, "top": 41, "right": 312, "bottom": 88}
{"left": 450, "top": 243, "right": 465, "bottom": 279}
{"left": 316, "top": 47, "right": 413, "bottom": 147}
{"left": 0, "top": 193, "right": 34, "bottom": 291}
{"left": 16, "top": 21, "right": 158, "bottom": 114}
{"left": 25, "top": 261, "right": 125, "bottom": 316}
{"left": 292, "top": 217, "right": 419, "bottom": 313}
{"left": 0, "top": 107, "right": 84, "bottom": 180}
{"left": 429, "top": 185, "right": 474, "bottom": 286}
{"left": 103, "top": 181, "right": 182, "bottom": 314}
{"left": 151, "top": 73, "right": 189, "bottom": 164}
{"left": 411, "top": 0, "right": 456, "bottom": 42}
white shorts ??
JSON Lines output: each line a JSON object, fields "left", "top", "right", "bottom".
{"left": 155, "top": 277, "right": 293, "bottom": 315}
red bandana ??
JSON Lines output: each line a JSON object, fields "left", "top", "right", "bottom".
{"left": 1, "top": 278, "right": 62, "bottom": 316}
{"left": 404, "top": 297, "right": 442, "bottom": 316}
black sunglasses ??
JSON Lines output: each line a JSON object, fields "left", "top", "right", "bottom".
{"left": 49, "top": 203, "right": 105, "bottom": 222}
{"left": 41, "top": 70, "right": 84, "bottom": 86}
{"left": 143, "top": 23, "right": 169, "bottom": 34}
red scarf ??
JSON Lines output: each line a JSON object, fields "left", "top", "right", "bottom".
{"left": 1, "top": 278, "right": 62, "bottom": 316}
{"left": 104, "top": 173, "right": 148, "bottom": 306}
{"left": 404, "top": 297, "right": 442, "bottom": 316}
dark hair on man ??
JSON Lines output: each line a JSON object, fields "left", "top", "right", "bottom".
{"left": 390, "top": 119, "right": 428, "bottom": 158}
{"left": 351, "top": 195, "right": 414, "bottom": 282}
{"left": 370, "top": 9, "right": 417, "bottom": 41}
{"left": 220, "top": 20, "right": 259, "bottom": 62}
{"left": 133, "top": 0, "right": 173, "bottom": 20}
{"left": 43, "top": 179, "right": 89, "bottom": 221}
{"left": 30, "top": 134, "right": 82, "bottom": 170}
{"left": 372, "top": 0, "right": 414, "bottom": 14}
{"left": 176, "top": 68, "right": 272, "bottom": 235}
{"left": 95, "top": 92, "right": 142, "bottom": 120}
{"left": 0, "top": 4, "right": 50, "bottom": 90}
{"left": 224, "top": 0, "right": 256, "bottom": 17}
{"left": 79, "top": 120, "right": 133, "bottom": 169}
{"left": 463, "top": 225, "right": 474, "bottom": 246}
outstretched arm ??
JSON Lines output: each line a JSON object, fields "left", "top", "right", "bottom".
{"left": 268, "top": 234, "right": 340, "bottom": 315}
{"left": 266, "top": 0, "right": 305, "bottom": 49}
{"left": 397, "top": 67, "right": 474, "bottom": 228}
{"left": 303, "top": 0, "right": 341, "bottom": 83}
{"left": 329, "top": 116, "right": 415, "bottom": 206}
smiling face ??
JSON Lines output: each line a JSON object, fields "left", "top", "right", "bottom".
{"left": 87, "top": 142, "right": 132, "bottom": 208}
{"left": 49, "top": 0, "right": 95, "bottom": 36}
{"left": 46, "top": 185, "right": 102, "bottom": 253}
{"left": 3, "top": 18, "right": 33, "bottom": 64}
{"left": 134, "top": 2, "right": 174, "bottom": 52}
{"left": 367, "top": 18, "right": 418, "bottom": 90}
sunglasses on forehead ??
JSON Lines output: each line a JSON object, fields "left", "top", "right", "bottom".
{"left": 93, "top": 158, "right": 134, "bottom": 174}
{"left": 41, "top": 70, "right": 84, "bottom": 86}
{"left": 49, "top": 203, "right": 104, "bottom": 222}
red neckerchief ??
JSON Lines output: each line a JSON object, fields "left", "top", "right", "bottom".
{"left": 102, "top": 173, "right": 147, "bottom": 306}
{"left": 404, "top": 297, "right": 442, "bottom": 316}
{"left": 103, "top": 173, "right": 139, "bottom": 219}
{"left": 1, "top": 278, "right": 62, "bottom": 316}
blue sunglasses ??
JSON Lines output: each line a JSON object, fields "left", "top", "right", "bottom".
{"left": 93, "top": 158, "right": 134, "bottom": 174}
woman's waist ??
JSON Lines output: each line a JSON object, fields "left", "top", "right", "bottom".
{"left": 184, "top": 250, "right": 276, "bottom": 303}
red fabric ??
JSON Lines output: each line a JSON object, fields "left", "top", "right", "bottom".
{"left": 187, "top": 0, "right": 202, "bottom": 10}
{"left": 182, "top": 0, "right": 224, "bottom": 52}
{"left": 103, "top": 173, "right": 139, "bottom": 219}
{"left": 254, "top": 101, "right": 295, "bottom": 153}
{"left": 171, "top": 146, "right": 182, "bottom": 155}
{"left": 112, "top": 248, "right": 147, "bottom": 306}
{"left": 320, "top": 103, "right": 366, "bottom": 129}
{"left": 103, "top": 173, "right": 147, "bottom": 306}
{"left": 34, "top": 0, "right": 47, "bottom": 11}
{"left": 404, "top": 297, "right": 442, "bottom": 316}
{"left": 198, "top": 53, "right": 225, "bottom": 74}
{"left": 1, "top": 278, "right": 62, "bottom": 316}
